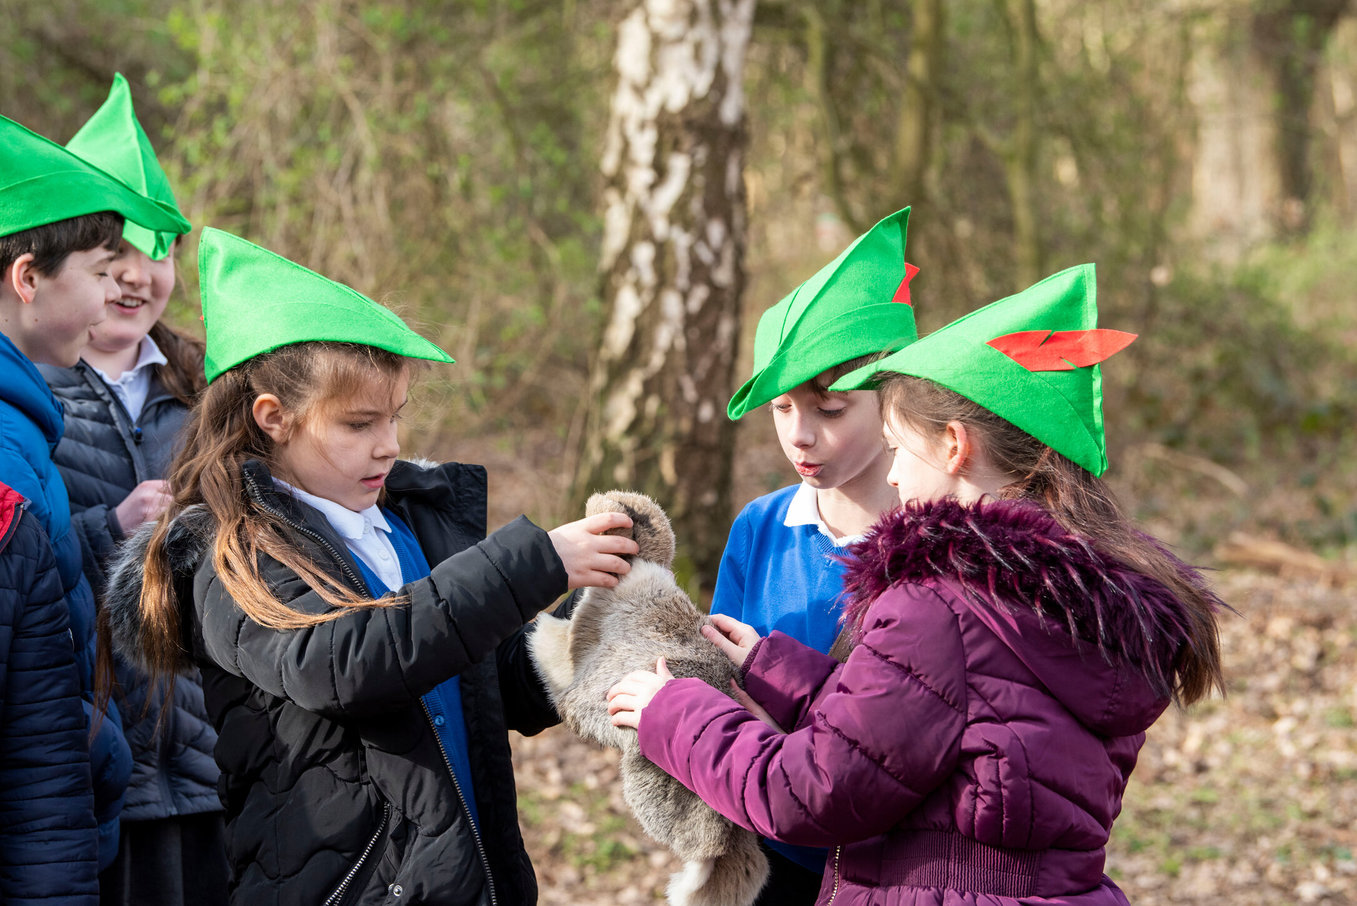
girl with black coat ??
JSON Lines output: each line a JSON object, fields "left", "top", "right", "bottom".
{"left": 110, "top": 228, "right": 636, "bottom": 906}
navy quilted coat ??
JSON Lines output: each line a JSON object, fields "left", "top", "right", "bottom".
{"left": 639, "top": 498, "right": 1215, "bottom": 905}
{"left": 0, "top": 332, "right": 131, "bottom": 869}
{"left": 0, "top": 482, "right": 99, "bottom": 904}
{"left": 40, "top": 361, "right": 221, "bottom": 824}
{"left": 106, "top": 458, "right": 568, "bottom": 906}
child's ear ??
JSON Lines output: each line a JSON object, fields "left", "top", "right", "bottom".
{"left": 251, "top": 394, "right": 292, "bottom": 442}
{"left": 943, "top": 421, "right": 972, "bottom": 475}
{"left": 4, "top": 253, "right": 39, "bottom": 304}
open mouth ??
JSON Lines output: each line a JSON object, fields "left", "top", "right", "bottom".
{"left": 113, "top": 296, "right": 148, "bottom": 312}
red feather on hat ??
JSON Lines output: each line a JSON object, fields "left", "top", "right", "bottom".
{"left": 891, "top": 262, "right": 920, "bottom": 307}
{"left": 987, "top": 328, "right": 1137, "bottom": 371}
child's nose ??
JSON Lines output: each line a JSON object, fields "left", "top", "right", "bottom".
{"left": 375, "top": 422, "right": 401, "bottom": 457}
{"left": 118, "top": 261, "right": 148, "bottom": 288}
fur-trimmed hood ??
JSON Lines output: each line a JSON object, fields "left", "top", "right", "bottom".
{"left": 840, "top": 498, "right": 1220, "bottom": 731}
{"left": 105, "top": 503, "right": 214, "bottom": 675}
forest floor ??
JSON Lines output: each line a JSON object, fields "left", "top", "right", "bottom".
{"left": 447, "top": 426, "right": 1357, "bottom": 905}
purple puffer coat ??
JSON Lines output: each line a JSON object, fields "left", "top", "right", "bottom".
{"left": 639, "top": 498, "right": 1214, "bottom": 905}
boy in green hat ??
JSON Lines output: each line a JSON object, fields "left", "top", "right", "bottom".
{"left": 711, "top": 206, "right": 918, "bottom": 902}
{"left": 0, "top": 111, "right": 190, "bottom": 893}
{"left": 44, "top": 74, "right": 229, "bottom": 906}
{"left": 607, "top": 263, "right": 1227, "bottom": 906}
{"left": 108, "top": 227, "right": 639, "bottom": 906}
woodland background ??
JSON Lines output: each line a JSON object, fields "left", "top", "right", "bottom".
{"left": 4, "top": 0, "right": 1356, "bottom": 902}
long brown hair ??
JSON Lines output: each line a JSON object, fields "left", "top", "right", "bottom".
{"left": 136, "top": 342, "right": 411, "bottom": 684}
{"left": 878, "top": 373, "right": 1226, "bottom": 706}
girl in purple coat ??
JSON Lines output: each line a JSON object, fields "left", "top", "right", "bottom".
{"left": 608, "top": 263, "right": 1227, "bottom": 906}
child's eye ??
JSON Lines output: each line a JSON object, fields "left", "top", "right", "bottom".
{"left": 348, "top": 421, "right": 372, "bottom": 431}
{"left": 771, "top": 403, "right": 791, "bottom": 413}
{"left": 819, "top": 408, "right": 846, "bottom": 418}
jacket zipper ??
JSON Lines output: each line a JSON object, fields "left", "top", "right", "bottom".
{"left": 0, "top": 497, "right": 24, "bottom": 552}
{"left": 422, "top": 699, "right": 498, "bottom": 906}
{"left": 323, "top": 801, "right": 390, "bottom": 906}
{"left": 241, "top": 469, "right": 368, "bottom": 593}
{"left": 80, "top": 363, "right": 150, "bottom": 479}
{"left": 243, "top": 468, "right": 402, "bottom": 906}
{"left": 244, "top": 468, "right": 497, "bottom": 904}
{"left": 827, "top": 845, "right": 842, "bottom": 904}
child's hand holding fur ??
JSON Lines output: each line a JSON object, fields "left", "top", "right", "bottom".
{"left": 702, "top": 613, "right": 762, "bottom": 669}
{"left": 548, "top": 511, "right": 639, "bottom": 588}
{"left": 606, "top": 655, "right": 674, "bottom": 729}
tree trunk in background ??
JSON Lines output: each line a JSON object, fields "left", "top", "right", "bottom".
{"left": 1251, "top": 0, "right": 1350, "bottom": 234}
{"left": 895, "top": 0, "right": 944, "bottom": 210}
{"left": 574, "top": 0, "right": 755, "bottom": 593}
{"left": 1003, "top": 0, "right": 1044, "bottom": 288}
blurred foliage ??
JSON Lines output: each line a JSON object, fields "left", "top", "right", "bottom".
{"left": 2, "top": 0, "right": 1355, "bottom": 552}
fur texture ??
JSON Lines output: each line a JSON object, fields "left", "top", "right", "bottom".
{"left": 529, "top": 491, "right": 768, "bottom": 906}
{"left": 839, "top": 497, "right": 1223, "bottom": 699}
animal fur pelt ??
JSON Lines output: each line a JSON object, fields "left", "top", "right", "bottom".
{"left": 529, "top": 491, "right": 768, "bottom": 906}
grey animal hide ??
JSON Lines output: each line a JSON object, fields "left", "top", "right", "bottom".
{"left": 529, "top": 491, "right": 769, "bottom": 906}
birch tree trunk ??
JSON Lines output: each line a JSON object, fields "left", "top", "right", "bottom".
{"left": 573, "top": 0, "right": 755, "bottom": 592}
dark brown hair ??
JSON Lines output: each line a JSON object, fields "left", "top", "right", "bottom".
{"left": 0, "top": 212, "right": 124, "bottom": 276}
{"left": 878, "top": 373, "right": 1226, "bottom": 706}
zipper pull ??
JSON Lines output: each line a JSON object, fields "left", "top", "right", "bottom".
{"left": 133, "top": 427, "right": 144, "bottom": 445}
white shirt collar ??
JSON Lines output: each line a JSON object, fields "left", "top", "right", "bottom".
{"left": 783, "top": 481, "right": 863, "bottom": 547}
{"left": 88, "top": 334, "right": 168, "bottom": 386}
{"left": 272, "top": 478, "right": 392, "bottom": 541}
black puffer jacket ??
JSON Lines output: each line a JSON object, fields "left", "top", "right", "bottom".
{"left": 106, "top": 458, "right": 568, "bottom": 906}
{"left": 40, "top": 361, "right": 220, "bottom": 823}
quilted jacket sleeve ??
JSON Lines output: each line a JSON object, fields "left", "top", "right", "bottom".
{"left": 0, "top": 511, "right": 99, "bottom": 904}
{"left": 196, "top": 515, "right": 568, "bottom": 717}
{"left": 638, "top": 582, "right": 968, "bottom": 847}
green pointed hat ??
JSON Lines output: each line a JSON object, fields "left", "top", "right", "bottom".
{"left": 67, "top": 73, "right": 188, "bottom": 260}
{"left": 832, "top": 263, "right": 1136, "bottom": 475}
{"left": 726, "top": 206, "right": 918, "bottom": 420}
{"left": 0, "top": 114, "right": 190, "bottom": 240}
{"left": 199, "top": 227, "right": 454, "bottom": 383}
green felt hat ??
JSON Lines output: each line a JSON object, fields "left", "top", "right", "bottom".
{"left": 0, "top": 113, "right": 190, "bottom": 240}
{"left": 831, "top": 263, "right": 1136, "bottom": 476}
{"left": 726, "top": 206, "right": 918, "bottom": 420}
{"left": 67, "top": 73, "right": 188, "bottom": 260}
{"left": 198, "top": 227, "right": 454, "bottom": 383}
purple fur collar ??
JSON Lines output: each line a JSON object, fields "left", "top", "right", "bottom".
{"left": 839, "top": 498, "right": 1219, "bottom": 699}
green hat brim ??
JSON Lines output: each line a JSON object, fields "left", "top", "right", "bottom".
{"left": 0, "top": 170, "right": 190, "bottom": 240}
{"left": 727, "top": 302, "right": 916, "bottom": 418}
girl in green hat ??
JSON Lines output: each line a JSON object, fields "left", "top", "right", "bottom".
{"left": 714, "top": 207, "right": 917, "bottom": 901}
{"left": 107, "top": 228, "right": 639, "bottom": 906}
{"left": 608, "top": 264, "right": 1229, "bottom": 906}
{"left": 42, "top": 74, "right": 227, "bottom": 906}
